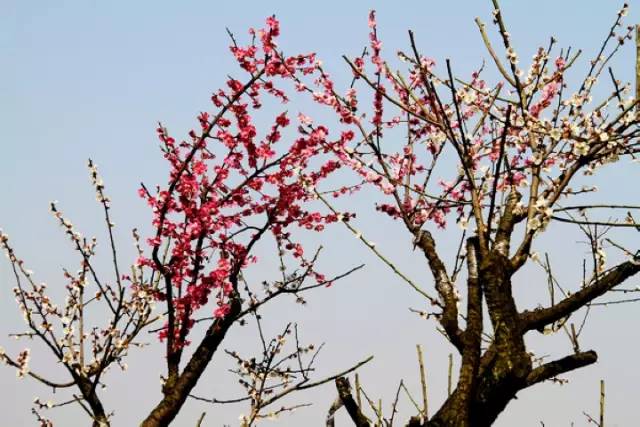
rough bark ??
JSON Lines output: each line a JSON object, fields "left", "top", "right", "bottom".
{"left": 336, "top": 377, "right": 370, "bottom": 427}
{"left": 76, "top": 376, "right": 111, "bottom": 427}
{"left": 139, "top": 299, "right": 240, "bottom": 427}
{"left": 410, "top": 245, "right": 633, "bottom": 427}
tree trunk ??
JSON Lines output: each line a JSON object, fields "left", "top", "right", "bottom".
{"left": 423, "top": 353, "right": 527, "bottom": 427}
{"left": 422, "top": 255, "right": 532, "bottom": 427}
{"left": 76, "top": 377, "right": 111, "bottom": 427}
{"left": 140, "top": 300, "right": 239, "bottom": 427}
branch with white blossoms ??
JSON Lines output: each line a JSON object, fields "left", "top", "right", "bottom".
{"left": 0, "top": 163, "right": 157, "bottom": 427}
{"left": 189, "top": 321, "right": 372, "bottom": 427}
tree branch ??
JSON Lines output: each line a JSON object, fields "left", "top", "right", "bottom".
{"left": 335, "top": 377, "right": 370, "bottom": 427}
{"left": 414, "top": 230, "right": 463, "bottom": 351}
{"left": 522, "top": 259, "right": 640, "bottom": 332}
{"left": 525, "top": 351, "right": 598, "bottom": 387}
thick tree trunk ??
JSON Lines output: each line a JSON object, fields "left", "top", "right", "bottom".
{"left": 423, "top": 353, "right": 527, "bottom": 427}
{"left": 421, "top": 254, "right": 532, "bottom": 427}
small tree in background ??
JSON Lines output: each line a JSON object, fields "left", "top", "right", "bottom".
{"left": 309, "top": 1, "right": 640, "bottom": 426}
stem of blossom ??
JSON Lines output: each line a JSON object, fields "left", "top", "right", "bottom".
{"left": 343, "top": 56, "right": 441, "bottom": 128}
{"left": 487, "top": 106, "right": 511, "bottom": 240}
{"left": 636, "top": 25, "right": 640, "bottom": 104}
{"left": 490, "top": 0, "right": 527, "bottom": 111}
{"left": 474, "top": 18, "right": 516, "bottom": 88}
{"left": 195, "top": 412, "right": 206, "bottom": 427}
{"left": 416, "top": 344, "right": 429, "bottom": 419}
{"left": 447, "top": 353, "right": 453, "bottom": 396}
{"left": 600, "top": 379, "right": 605, "bottom": 427}
{"left": 316, "top": 191, "right": 438, "bottom": 304}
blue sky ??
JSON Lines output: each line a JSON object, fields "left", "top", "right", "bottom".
{"left": 2, "top": 1, "right": 640, "bottom": 426}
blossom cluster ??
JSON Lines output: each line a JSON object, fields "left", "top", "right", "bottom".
{"left": 0, "top": 161, "right": 155, "bottom": 414}
{"left": 138, "top": 17, "right": 349, "bottom": 348}
{"left": 306, "top": 8, "right": 638, "bottom": 239}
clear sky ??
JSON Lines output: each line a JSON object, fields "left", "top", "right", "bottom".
{"left": 2, "top": 1, "right": 640, "bottom": 426}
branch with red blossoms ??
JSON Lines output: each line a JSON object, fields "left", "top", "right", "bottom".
{"left": 137, "top": 17, "right": 365, "bottom": 427}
